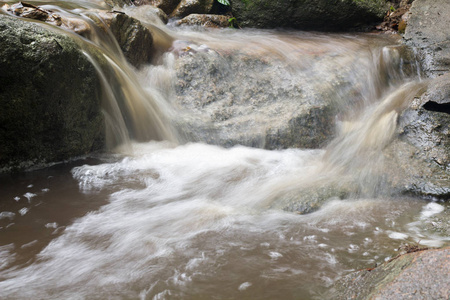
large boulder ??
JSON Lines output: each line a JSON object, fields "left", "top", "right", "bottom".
{"left": 230, "top": 0, "right": 388, "bottom": 30}
{"left": 171, "top": 35, "right": 407, "bottom": 149}
{"left": 0, "top": 15, "right": 104, "bottom": 172}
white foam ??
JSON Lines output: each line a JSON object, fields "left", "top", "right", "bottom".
{"left": 23, "top": 193, "right": 36, "bottom": 203}
{"left": 0, "top": 212, "right": 15, "bottom": 220}
{"left": 420, "top": 202, "right": 445, "bottom": 219}
{"left": 388, "top": 231, "right": 409, "bottom": 240}
{"left": 238, "top": 282, "right": 252, "bottom": 291}
{"left": 269, "top": 252, "right": 283, "bottom": 259}
{"left": 18, "top": 208, "right": 29, "bottom": 216}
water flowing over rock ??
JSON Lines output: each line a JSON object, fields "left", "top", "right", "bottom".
{"left": 1, "top": 3, "right": 156, "bottom": 68}
{"left": 171, "top": 34, "right": 412, "bottom": 149}
{"left": 95, "top": 10, "right": 154, "bottom": 67}
{"left": 230, "top": 0, "right": 388, "bottom": 30}
{"left": 0, "top": 15, "right": 104, "bottom": 172}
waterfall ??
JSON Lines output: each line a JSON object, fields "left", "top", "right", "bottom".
{"left": 1, "top": 2, "right": 447, "bottom": 300}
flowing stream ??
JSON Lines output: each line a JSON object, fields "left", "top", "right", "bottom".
{"left": 0, "top": 1, "right": 449, "bottom": 299}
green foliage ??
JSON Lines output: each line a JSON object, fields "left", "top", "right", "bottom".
{"left": 228, "top": 17, "right": 237, "bottom": 28}
{"left": 217, "top": 0, "right": 230, "bottom": 5}
{"left": 390, "top": 5, "right": 396, "bottom": 12}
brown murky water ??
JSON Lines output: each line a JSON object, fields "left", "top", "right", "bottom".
{"left": 1, "top": 1, "right": 449, "bottom": 299}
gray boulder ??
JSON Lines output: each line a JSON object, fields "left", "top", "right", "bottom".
{"left": 171, "top": 36, "right": 407, "bottom": 150}
{"left": 230, "top": 0, "right": 388, "bottom": 30}
{"left": 0, "top": 15, "right": 104, "bottom": 172}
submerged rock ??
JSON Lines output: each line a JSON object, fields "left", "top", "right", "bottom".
{"left": 230, "top": 0, "right": 388, "bottom": 30}
{"left": 0, "top": 15, "right": 104, "bottom": 172}
{"left": 333, "top": 247, "right": 450, "bottom": 299}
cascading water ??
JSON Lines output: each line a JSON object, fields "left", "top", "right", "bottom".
{"left": 0, "top": 1, "right": 448, "bottom": 299}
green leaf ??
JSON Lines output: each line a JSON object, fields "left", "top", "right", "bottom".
{"left": 217, "top": 0, "right": 230, "bottom": 6}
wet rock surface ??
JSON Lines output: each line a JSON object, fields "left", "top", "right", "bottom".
{"left": 403, "top": 0, "right": 450, "bottom": 78}
{"left": 388, "top": 0, "right": 450, "bottom": 199}
{"left": 230, "top": 0, "right": 388, "bottom": 31}
{"left": 0, "top": 15, "right": 104, "bottom": 172}
{"left": 340, "top": 0, "right": 450, "bottom": 296}
{"left": 333, "top": 247, "right": 450, "bottom": 299}
{"left": 392, "top": 74, "right": 450, "bottom": 199}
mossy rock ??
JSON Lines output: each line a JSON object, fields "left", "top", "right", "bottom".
{"left": 0, "top": 15, "right": 104, "bottom": 172}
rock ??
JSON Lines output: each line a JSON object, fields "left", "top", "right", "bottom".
{"left": 386, "top": 74, "right": 450, "bottom": 199}
{"left": 333, "top": 247, "right": 450, "bottom": 299}
{"left": 123, "top": 5, "right": 169, "bottom": 24}
{"left": 230, "top": 0, "right": 388, "bottom": 30}
{"left": 176, "top": 14, "right": 229, "bottom": 28}
{"left": 1, "top": 3, "right": 92, "bottom": 35}
{"left": 104, "top": 0, "right": 133, "bottom": 7}
{"left": 269, "top": 183, "right": 353, "bottom": 214}
{"left": 385, "top": 0, "right": 450, "bottom": 199}
{"left": 0, "top": 15, "right": 104, "bottom": 172}
{"left": 403, "top": 0, "right": 450, "bottom": 77}
{"left": 146, "top": 0, "right": 181, "bottom": 15}
{"left": 2, "top": 3, "right": 154, "bottom": 67}
{"left": 96, "top": 11, "right": 154, "bottom": 67}
{"left": 172, "top": 36, "right": 401, "bottom": 150}
{"left": 170, "top": 0, "right": 214, "bottom": 19}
